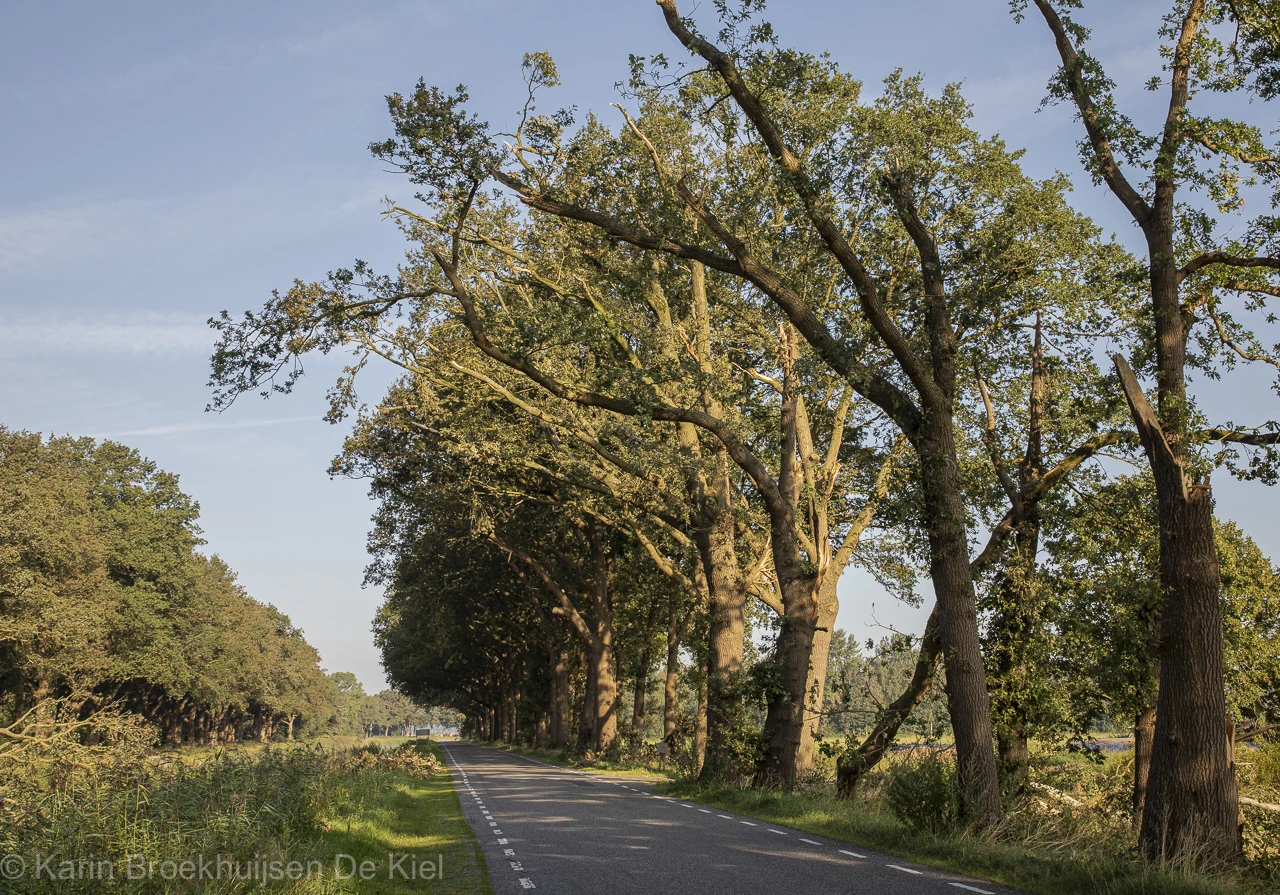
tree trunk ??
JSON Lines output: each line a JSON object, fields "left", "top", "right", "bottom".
{"left": 631, "top": 662, "right": 649, "bottom": 747}
{"left": 1115, "top": 332, "right": 1241, "bottom": 861}
{"left": 1139, "top": 484, "right": 1240, "bottom": 861}
{"left": 695, "top": 666, "right": 708, "bottom": 775}
{"left": 753, "top": 569, "right": 817, "bottom": 787}
{"left": 664, "top": 594, "right": 681, "bottom": 740}
{"left": 631, "top": 600, "right": 659, "bottom": 747}
{"left": 991, "top": 533, "right": 1038, "bottom": 796}
{"left": 796, "top": 576, "right": 841, "bottom": 774}
{"left": 918, "top": 416, "right": 1002, "bottom": 825}
{"left": 577, "top": 654, "right": 597, "bottom": 752}
{"left": 586, "top": 525, "right": 618, "bottom": 753}
{"left": 696, "top": 491, "right": 747, "bottom": 782}
{"left": 550, "top": 648, "right": 570, "bottom": 749}
{"left": 1134, "top": 701, "right": 1157, "bottom": 832}
{"left": 589, "top": 640, "right": 617, "bottom": 752}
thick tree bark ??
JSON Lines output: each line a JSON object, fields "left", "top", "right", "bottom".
{"left": 589, "top": 640, "right": 617, "bottom": 752}
{"left": 586, "top": 525, "right": 618, "bottom": 753}
{"left": 696, "top": 479, "right": 747, "bottom": 782}
{"left": 1141, "top": 484, "right": 1239, "bottom": 860}
{"left": 695, "top": 666, "right": 709, "bottom": 775}
{"left": 753, "top": 580, "right": 816, "bottom": 787}
{"left": 1029, "top": 0, "right": 1239, "bottom": 861}
{"left": 795, "top": 581, "right": 840, "bottom": 773}
{"left": 918, "top": 415, "right": 1002, "bottom": 825}
{"left": 1116, "top": 353, "right": 1242, "bottom": 862}
{"left": 754, "top": 360, "right": 820, "bottom": 788}
{"left": 550, "top": 647, "right": 570, "bottom": 749}
{"left": 1134, "top": 701, "right": 1157, "bottom": 832}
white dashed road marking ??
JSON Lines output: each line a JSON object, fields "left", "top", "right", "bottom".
{"left": 452, "top": 744, "right": 1009, "bottom": 895}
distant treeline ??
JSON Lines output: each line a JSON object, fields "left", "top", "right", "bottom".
{"left": 0, "top": 428, "right": 428, "bottom": 745}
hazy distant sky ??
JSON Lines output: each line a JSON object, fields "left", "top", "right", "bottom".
{"left": 3, "top": 1, "right": 1276, "bottom": 690}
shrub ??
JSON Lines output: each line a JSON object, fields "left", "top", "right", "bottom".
{"left": 885, "top": 747, "right": 960, "bottom": 834}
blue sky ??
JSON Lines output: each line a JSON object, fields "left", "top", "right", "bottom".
{"left": 3, "top": 1, "right": 1276, "bottom": 690}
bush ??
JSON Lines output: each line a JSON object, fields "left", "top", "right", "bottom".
{"left": 1246, "top": 740, "right": 1280, "bottom": 794}
{"left": 885, "top": 747, "right": 960, "bottom": 834}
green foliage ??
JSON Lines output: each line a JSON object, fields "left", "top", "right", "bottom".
{"left": 822, "top": 631, "right": 950, "bottom": 742}
{"left": 885, "top": 749, "right": 961, "bottom": 834}
{"left": 0, "top": 428, "right": 337, "bottom": 742}
{"left": 1047, "top": 473, "right": 1280, "bottom": 737}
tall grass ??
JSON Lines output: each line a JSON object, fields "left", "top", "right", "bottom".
{"left": 0, "top": 706, "right": 468, "bottom": 894}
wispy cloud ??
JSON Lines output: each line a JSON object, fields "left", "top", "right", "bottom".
{"left": 0, "top": 166, "right": 386, "bottom": 276}
{"left": 0, "top": 310, "right": 212, "bottom": 356}
{"left": 105, "top": 415, "right": 317, "bottom": 438}
{"left": 0, "top": 195, "right": 177, "bottom": 273}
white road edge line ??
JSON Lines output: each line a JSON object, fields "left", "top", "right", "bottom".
{"left": 698, "top": 809, "right": 712, "bottom": 814}
{"left": 949, "top": 884, "right": 994, "bottom": 894}
{"left": 799, "top": 838, "right": 820, "bottom": 845}
{"left": 838, "top": 849, "right": 867, "bottom": 858}
{"left": 886, "top": 864, "right": 922, "bottom": 875}
{"left": 717, "top": 814, "right": 732, "bottom": 819}
{"left": 767, "top": 829, "right": 787, "bottom": 835}
{"left": 741, "top": 821, "right": 757, "bottom": 826}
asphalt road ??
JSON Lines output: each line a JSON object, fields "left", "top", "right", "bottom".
{"left": 440, "top": 742, "right": 1023, "bottom": 895}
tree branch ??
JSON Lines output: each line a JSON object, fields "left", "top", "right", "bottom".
{"left": 1031, "top": 0, "right": 1153, "bottom": 228}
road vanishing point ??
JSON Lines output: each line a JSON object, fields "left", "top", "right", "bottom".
{"left": 442, "top": 742, "right": 1021, "bottom": 895}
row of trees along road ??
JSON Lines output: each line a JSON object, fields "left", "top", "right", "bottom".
{"left": 208, "top": 0, "right": 1280, "bottom": 863}
{"left": 327, "top": 670, "right": 462, "bottom": 736}
{"left": 2, "top": 428, "right": 354, "bottom": 744}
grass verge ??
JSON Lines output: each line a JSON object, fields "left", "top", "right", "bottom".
{"left": 663, "top": 782, "right": 1272, "bottom": 895}
{"left": 318, "top": 740, "right": 490, "bottom": 895}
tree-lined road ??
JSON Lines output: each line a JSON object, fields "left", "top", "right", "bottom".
{"left": 442, "top": 743, "right": 1020, "bottom": 895}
